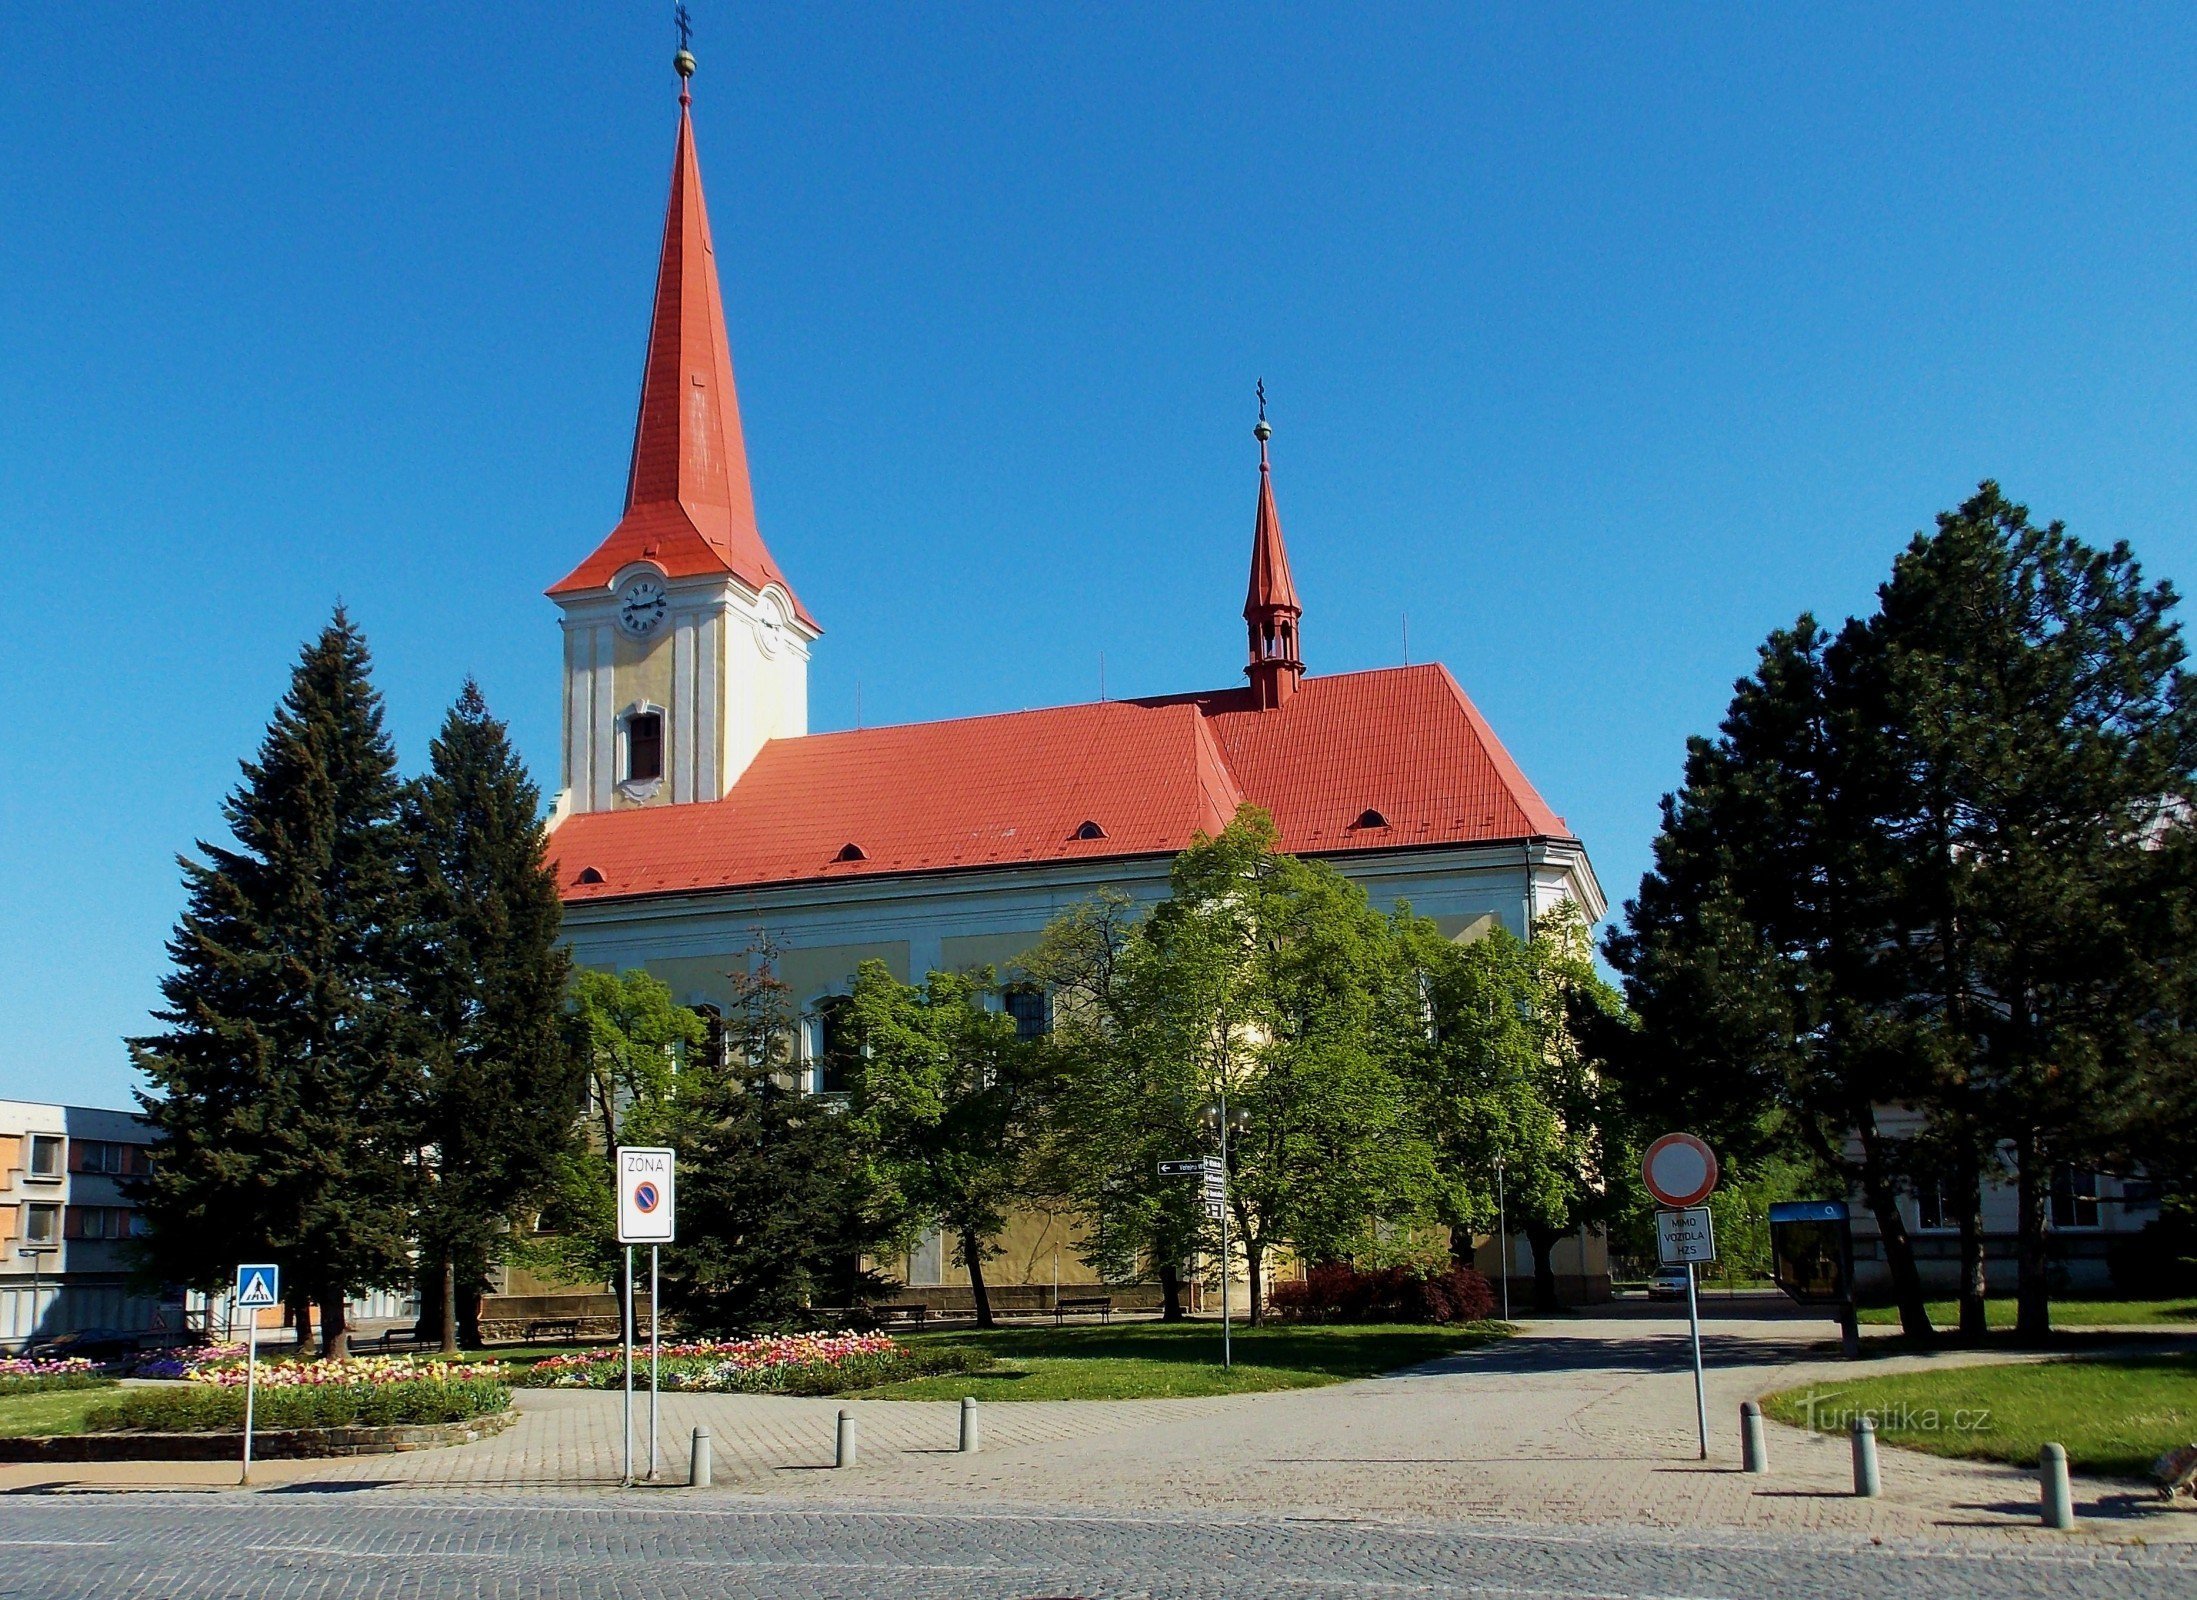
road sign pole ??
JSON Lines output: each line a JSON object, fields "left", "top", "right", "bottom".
{"left": 239, "top": 1313, "right": 258, "bottom": 1486}
{"left": 1685, "top": 1260, "right": 1707, "bottom": 1461}
{"left": 648, "top": 1244, "right": 661, "bottom": 1481}
{"left": 1219, "top": 1104, "right": 1231, "bottom": 1371}
{"left": 1496, "top": 1159, "right": 1510, "bottom": 1322}
{"left": 622, "top": 1244, "right": 634, "bottom": 1487}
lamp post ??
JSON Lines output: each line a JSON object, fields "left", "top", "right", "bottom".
{"left": 17, "top": 1246, "right": 58, "bottom": 1352}
{"left": 1201, "top": 1094, "right": 1251, "bottom": 1368}
{"left": 1493, "top": 1158, "right": 1510, "bottom": 1322}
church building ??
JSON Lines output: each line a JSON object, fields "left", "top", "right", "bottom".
{"left": 540, "top": 57, "right": 1607, "bottom": 1306}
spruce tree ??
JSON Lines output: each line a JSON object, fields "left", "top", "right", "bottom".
{"left": 404, "top": 681, "right": 581, "bottom": 1350}
{"left": 131, "top": 609, "right": 419, "bottom": 1357}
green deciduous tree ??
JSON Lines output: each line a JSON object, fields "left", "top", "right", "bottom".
{"left": 130, "top": 610, "right": 420, "bottom": 1357}
{"left": 403, "top": 680, "right": 582, "bottom": 1351}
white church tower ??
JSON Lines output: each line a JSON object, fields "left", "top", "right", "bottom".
{"left": 547, "top": 50, "right": 818, "bottom": 819}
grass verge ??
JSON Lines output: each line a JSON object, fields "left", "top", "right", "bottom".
{"left": 865, "top": 1319, "right": 1510, "bottom": 1401}
{"left": 0, "top": 1386, "right": 123, "bottom": 1438}
{"left": 1856, "top": 1298, "right": 2197, "bottom": 1329}
{"left": 1760, "top": 1353, "right": 2197, "bottom": 1479}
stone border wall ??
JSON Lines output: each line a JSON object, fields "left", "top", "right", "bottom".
{"left": 0, "top": 1407, "right": 516, "bottom": 1462}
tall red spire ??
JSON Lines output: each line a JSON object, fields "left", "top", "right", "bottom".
{"left": 1243, "top": 390, "right": 1303, "bottom": 710}
{"left": 549, "top": 55, "right": 814, "bottom": 627}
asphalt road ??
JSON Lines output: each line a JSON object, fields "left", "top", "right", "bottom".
{"left": 0, "top": 1491, "right": 2189, "bottom": 1600}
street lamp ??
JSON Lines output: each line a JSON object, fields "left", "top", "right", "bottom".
{"left": 1200, "top": 1095, "right": 1251, "bottom": 1368}
{"left": 1492, "top": 1158, "right": 1510, "bottom": 1322}
{"left": 17, "top": 1246, "right": 58, "bottom": 1353}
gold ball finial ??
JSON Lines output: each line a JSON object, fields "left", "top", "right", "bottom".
{"left": 674, "top": 48, "right": 696, "bottom": 79}
{"left": 1254, "top": 418, "right": 1272, "bottom": 443}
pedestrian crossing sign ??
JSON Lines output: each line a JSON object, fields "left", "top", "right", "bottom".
{"left": 234, "top": 1264, "right": 280, "bottom": 1309}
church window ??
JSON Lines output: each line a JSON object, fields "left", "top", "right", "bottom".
{"left": 626, "top": 711, "right": 664, "bottom": 783}
{"left": 1003, "top": 986, "right": 1051, "bottom": 1040}
{"left": 811, "top": 994, "right": 857, "bottom": 1095}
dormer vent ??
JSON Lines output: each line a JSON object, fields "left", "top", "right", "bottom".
{"left": 1072, "top": 819, "right": 1108, "bottom": 840}
{"left": 834, "top": 842, "right": 869, "bottom": 862}
{"left": 1351, "top": 808, "right": 1390, "bottom": 830}
{"left": 576, "top": 866, "right": 606, "bottom": 885}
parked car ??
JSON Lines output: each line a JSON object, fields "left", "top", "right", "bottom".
{"left": 1646, "top": 1267, "right": 1693, "bottom": 1301}
{"left": 23, "top": 1328, "right": 148, "bottom": 1361}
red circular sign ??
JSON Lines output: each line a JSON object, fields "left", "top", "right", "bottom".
{"left": 1642, "top": 1133, "right": 1718, "bottom": 1208}
{"left": 634, "top": 1181, "right": 661, "bottom": 1214}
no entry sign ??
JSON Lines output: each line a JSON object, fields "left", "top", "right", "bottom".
{"left": 617, "top": 1146, "right": 677, "bottom": 1244}
{"left": 1642, "top": 1133, "right": 1719, "bottom": 1209}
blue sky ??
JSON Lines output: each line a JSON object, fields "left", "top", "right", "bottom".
{"left": 7, "top": 6, "right": 2197, "bottom": 1108}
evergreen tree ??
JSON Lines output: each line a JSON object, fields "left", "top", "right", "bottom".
{"left": 403, "top": 680, "right": 581, "bottom": 1351}
{"left": 130, "top": 610, "right": 419, "bottom": 1357}
{"left": 657, "top": 947, "right": 901, "bottom": 1332}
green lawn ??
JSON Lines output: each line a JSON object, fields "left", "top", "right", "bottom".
{"left": 863, "top": 1320, "right": 1509, "bottom": 1401}
{"left": 1761, "top": 1353, "right": 2197, "bottom": 1479}
{"left": 0, "top": 1384, "right": 122, "bottom": 1439}
{"left": 1856, "top": 1298, "right": 2197, "bottom": 1329}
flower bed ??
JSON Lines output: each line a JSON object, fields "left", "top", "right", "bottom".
{"left": 0, "top": 1357, "right": 113, "bottom": 1396}
{"left": 519, "top": 1333, "right": 991, "bottom": 1395}
{"left": 180, "top": 1354, "right": 504, "bottom": 1390}
{"left": 124, "top": 1344, "right": 248, "bottom": 1380}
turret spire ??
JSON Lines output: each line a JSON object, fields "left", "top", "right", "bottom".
{"left": 1243, "top": 382, "right": 1303, "bottom": 710}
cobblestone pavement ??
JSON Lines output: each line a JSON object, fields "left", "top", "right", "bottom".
{"left": 0, "top": 1490, "right": 2192, "bottom": 1600}
{"left": 5, "top": 1307, "right": 2191, "bottom": 1555}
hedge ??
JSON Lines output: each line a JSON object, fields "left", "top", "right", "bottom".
{"left": 0, "top": 1374, "right": 118, "bottom": 1397}
{"left": 1267, "top": 1263, "right": 1498, "bottom": 1324}
{"left": 84, "top": 1379, "right": 511, "bottom": 1433}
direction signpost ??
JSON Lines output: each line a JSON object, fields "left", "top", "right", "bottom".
{"left": 232, "top": 1262, "right": 279, "bottom": 1485}
{"left": 616, "top": 1146, "right": 676, "bottom": 1485}
{"left": 1643, "top": 1134, "right": 1719, "bottom": 1461}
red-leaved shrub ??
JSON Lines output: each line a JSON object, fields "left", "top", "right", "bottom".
{"left": 1266, "top": 1262, "right": 1496, "bottom": 1324}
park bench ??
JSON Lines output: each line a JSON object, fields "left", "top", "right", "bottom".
{"left": 524, "top": 1318, "right": 581, "bottom": 1344}
{"left": 1054, "top": 1296, "right": 1113, "bottom": 1324}
{"left": 878, "top": 1303, "right": 930, "bottom": 1327}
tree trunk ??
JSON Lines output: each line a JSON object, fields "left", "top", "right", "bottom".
{"left": 440, "top": 1252, "right": 459, "bottom": 1355}
{"left": 1853, "top": 1115, "right": 1934, "bottom": 1342}
{"left": 289, "top": 1298, "right": 311, "bottom": 1351}
{"left": 457, "top": 1281, "right": 485, "bottom": 1350}
{"left": 961, "top": 1231, "right": 995, "bottom": 1330}
{"left": 317, "top": 1291, "right": 349, "bottom": 1360}
{"left": 1245, "top": 1239, "right": 1264, "bottom": 1326}
{"left": 2014, "top": 1137, "right": 2052, "bottom": 1342}
{"left": 1956, "top": 1148, "right": 1988, "bottom": 1343}
{"left": 1157, "top": 1259, "right": 1185, "bottom": 1321}
{"left": 1525, "top": 1222, "right": 1562, "bottom": 1312}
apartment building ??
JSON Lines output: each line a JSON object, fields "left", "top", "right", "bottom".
{"left": 0, "top": 1100, "right": 173, "bottom": 1350}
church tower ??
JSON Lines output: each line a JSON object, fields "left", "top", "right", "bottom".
{"left": 1243, "top": 398, "right": 1303, "bottom": 710}
{"left": 547, "top": 46, "right": 818, "bottom": 817}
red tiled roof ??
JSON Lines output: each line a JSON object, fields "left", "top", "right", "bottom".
{"left": 553, "top": 665, "right": 1571, "bottom": 902}
{"left": 548, "top": 97, "right": 816, "bottom": 629}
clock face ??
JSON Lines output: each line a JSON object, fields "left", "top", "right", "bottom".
{"left": 616, "top": 576, "right": 668, "bottom": 638}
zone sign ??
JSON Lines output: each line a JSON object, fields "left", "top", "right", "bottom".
{"left": 617, "top": 1146, "right": 677, "bottom": 1244}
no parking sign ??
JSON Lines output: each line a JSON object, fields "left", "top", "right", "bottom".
{"left": 617, "top": 1146, "right": 676, "bottom": 1244}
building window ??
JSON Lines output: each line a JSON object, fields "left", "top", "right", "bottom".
{"left": 26, "top": 1136, "right": 63, "bottom": 1180}
{"left": 626, "top": 711, "right": 664, "bottom": 783}
{"left": 1003, "top": 987, "right": 1051, "bottom": 1040}
{"left": 72, "top": 1140, "right": 129, "bottom": 1176}
{"left": 811, "top": 995, "right": 857, "bottom": 1094}
{"left": 69, "top": 1207, "right": 133, "bottom": 1241}
{"left": 23, "top": 1204, "right": 60, "bottom": 1245}
{"left": 2051, "top": 1167, "right": 2102, "bottom": 1229}
{"left": 1913, "top": 1175, "right": 1952, "bottom": 1231}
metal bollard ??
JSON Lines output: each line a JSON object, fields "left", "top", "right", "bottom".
{"left": 835, "top": 1408, "right": 857, "bottom": 1469}
{"left": 1851, "top": 1415, "right": 1880, "bottom": 1498}
{"left": 1740, "top": 1399, "right": 1768, "bottom": 1475}
{"left": 689, "top": 1426, "right": 712, "bottom": 1489}
{"left": 959, "top": 1395, "right": 980, "bottom": 1454}
{"left": 2040, "top": 1442, "right": 2074, "bottom": 1529}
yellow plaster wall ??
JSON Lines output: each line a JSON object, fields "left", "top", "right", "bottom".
{"left": 906, "top": 1204, "right": 1104, "bottom": 1289}
{"left": 938, "top": 932, "right": 1044, "bottom": 980}
{"left": 610, "top": 633, "right": 676, "bottom": 811}
{"left": 772, "top": 941, "right": 913, "bottom": 998}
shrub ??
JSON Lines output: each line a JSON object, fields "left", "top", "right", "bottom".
{"left": 84, "top": 1379, "right": 511, "bottom": 1433}
{"left": 1267, "top": 1262, "right": 1497, "bottom": 1325}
